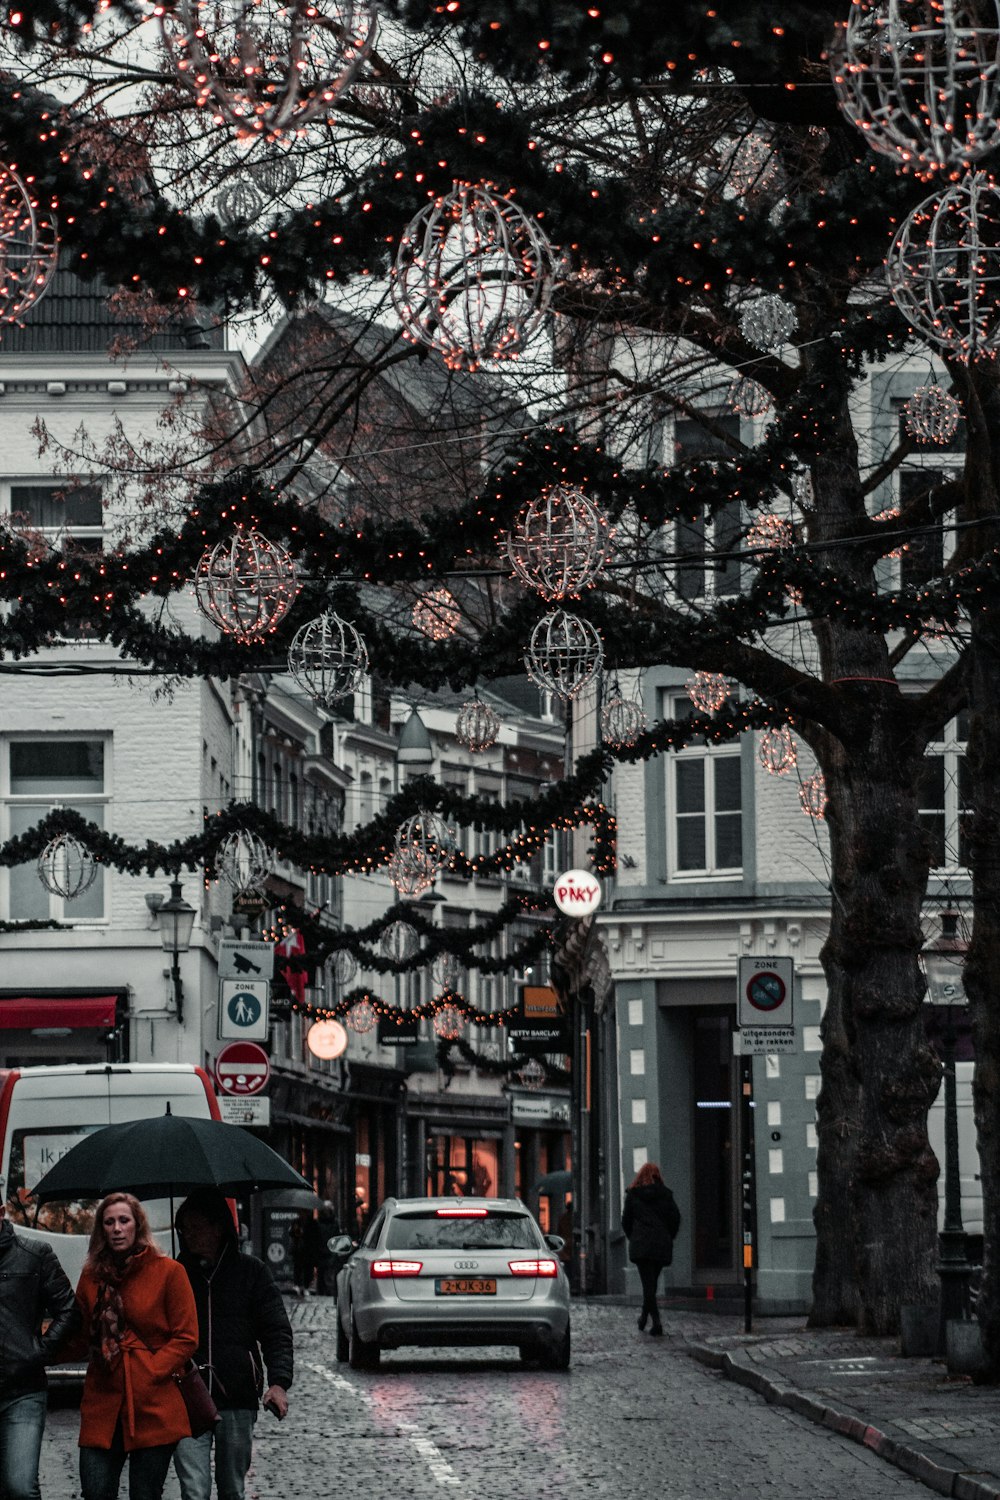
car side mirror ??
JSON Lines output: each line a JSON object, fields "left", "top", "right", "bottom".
{"left": 545, "top": 1234, "right": 565, "bottom": 1254}
{"left": 329, "top": 1235, "right": 354, "bottom": 1254}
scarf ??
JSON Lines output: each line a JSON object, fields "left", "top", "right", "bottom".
{"left": 91, "top": 1250, "right": 141, "bottom": 1371}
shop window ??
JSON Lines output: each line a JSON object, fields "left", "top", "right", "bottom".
{"left": 2, "top": 737, "right": 109, "bottom": 920}
{"left": 425, "top": 1135, "right": 499, "bottom": 1197}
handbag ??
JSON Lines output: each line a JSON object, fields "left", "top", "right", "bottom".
{"left": 173, "top": 1361, "right": 220, "bottom": 1438}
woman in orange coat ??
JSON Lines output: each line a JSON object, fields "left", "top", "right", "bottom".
{"left": 73, "top": 1192, "right": 199, "bottom": 1500}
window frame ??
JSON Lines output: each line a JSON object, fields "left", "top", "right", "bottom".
{"left": 664, "top": 695, "right": 743, "bottom": 882}
{"left": 919, "top": 712, "right": 970, "bottom": 873}
{"left": 1, "top": 734, "right": 112, "bottom": 923}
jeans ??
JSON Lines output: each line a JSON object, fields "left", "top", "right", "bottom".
{"left": 634, "top": 1258, "right": 665, "bottom": 1327}
{"left": 173, "top": 1409, "right": 256, "bottom": 1500}
{"left": 0, "top": 1389, "right": 47, "bottom": 1500}
{"left": 79, "top": 1425, "right": 177, "bottom": 1500}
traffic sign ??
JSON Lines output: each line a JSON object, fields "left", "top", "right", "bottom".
{"left": 218, "top": 1096, "right": 271, "bottom": 1126}
{"left": 215, "top": 1040, "right": 270, "bottom": 1096}
{"left": 738, "top": 956, "right": 794, "bottom": 1030}
{"left": 218, "top": 979, "right": 270, "bottom": 1040}
{"left": 218, "top": 939, "right": 275, "bottom": 982}
{"left": 733, "top": 1028, "right": 797, "bottom": 1055}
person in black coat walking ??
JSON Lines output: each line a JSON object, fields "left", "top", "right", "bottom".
{"left": 621, "top": 1162, "right": 681, "bottom": 1336}
{"left": 171, "top": 1188, "right": 294, "bottom": 1500}
{"left": 0, "top": 1191, "right": 79, "bottom": 1500}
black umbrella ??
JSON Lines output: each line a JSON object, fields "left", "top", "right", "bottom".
{"left": 31, "top": 1110, "right": 311, "bottom": 1203}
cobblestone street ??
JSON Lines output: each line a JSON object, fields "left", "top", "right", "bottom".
{"left": 38, "top": 1304, "right": 931, "bottom": 1500}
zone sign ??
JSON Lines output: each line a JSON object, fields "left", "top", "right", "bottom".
{"left": 738, "top": 956, "right": 794, "bottom": 1030}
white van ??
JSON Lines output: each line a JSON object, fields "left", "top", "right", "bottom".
{"left": 0, "top": 1062, "right": 219, "bottom": 1285}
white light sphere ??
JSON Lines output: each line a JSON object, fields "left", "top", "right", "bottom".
{"left": 248, "top": 152, "right": 299, "bottom": 198}
{"left": 379, "top": 919, "right": 420, "bottom": 963}
{"left": 412, "top": 587, "right": 461, "bottom": 640}
{"left": 287, "top": 611, "right": 368, "bottom": 708}
{"left": 455, "top": 699, "right": 501, "bottom": 752}
{"left": 758, "top": 726, "right": 798, "bottom": 776}
{"left": 830, "top": 0, "right": 1000, "bottom": 179}
{"left": 505, "top": 484, "right": 610, "bottom": 600}
{"left": 746, "top": 514, "right": 795, "bottom": 551}
{"left": 432, "top": 951, "right": 462, "bottom": 991}
{"left": 328, "top": 949, "right": 358, "bottom": 989}
{"left": 886, "top": 172, "right": 1000, "bottom": 361}
{"left": 194, "top": 529, "right": 300, "bottom": 643}
{"left": 728, "top": 375, "right": 773, "bottom": 418}
{"left": 0, "top": 167, "right": 59, "bottom": 328}
{"left": 433, "top": 1002, "right": 467, "bottom": 1040}
{"left": 391, "top": 182, "right": 557, "bottom": 371}
{"left": 161, "top": 0, "right": 376, "bottom": 140}
{"left": 902, "top": 384, "right": 961, "bottom": 443}
{"left": 685, "top": 672, "right": 730, "bottom": 715}
{"left": 799, "top": 771, "right": 829, "bottom": 820}
{"left": 600, "top": 693, "right": 646, "bottom": 750}
{"left": 524, "top": 610, "right": 604, "bottom": 701}
{"left": 37, "top": 833, "right": 98, "bottom": 899}
{"left": 215, "top": 179, "right": 264, "bottom": 232}
{"left": 345, "top": 997, "right": 376, "bottom": 1033}
{"left": 386, "top": 849, "right": 435, "bottom": 899}
{"left": 739, "top": 294, "right": 798, "bottom": 352}
{"left": 216, "top": 829, "right": 273, "bottom": 893}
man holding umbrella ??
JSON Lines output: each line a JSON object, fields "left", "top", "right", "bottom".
{"left": 0, "top": 1183, "right": 79, "bottom": 1500}
{"left": 172, "top": 1188, "right": 293, "bottom": 1500}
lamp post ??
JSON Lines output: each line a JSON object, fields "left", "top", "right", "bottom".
{"left": 151, "top": 879, "right": 196, "bottom": 1025}
{"left": 921, "top": 910, "right": 974, "bottom": 1350}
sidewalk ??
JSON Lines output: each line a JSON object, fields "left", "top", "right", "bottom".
{"left": 686, "top": 1323, "right": 1000, "bottom": 1500}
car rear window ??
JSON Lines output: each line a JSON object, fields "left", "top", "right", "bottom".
{"left": 385, "top": 1210, "right": 542, "bottom": 1251}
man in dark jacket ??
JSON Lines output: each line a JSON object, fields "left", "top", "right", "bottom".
{"left": 172, "top": 1188, "right": 294, "bottom": 1500}
{"left": 0, "top": 1188, "right": 79, "bottom": 1500}
{"left": 621, "top": 1162, "right": 682, "bottom": 1337}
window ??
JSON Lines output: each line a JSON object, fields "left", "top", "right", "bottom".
{"left": 2, "top": 738, "right": 109, "bottom": 920}
{"left": 6, "top": 483, "right": 103, "bottom": 553}
{"left": 919, "top": 713, "right": 970, "bottom": 870}
{"left": 667, "top": 698, "right": 742, "bottom": 877}
{"left": 898, "top": 469, "right": 947, "bottom": 589}
{"left": 671, "top": 416, "right": 742, "bottom": 600}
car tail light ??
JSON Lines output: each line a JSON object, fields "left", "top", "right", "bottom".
{"left": 508, "top": 1258, "right": 559, "bottom": 1277}
{"left": 370, "top": 1259, "right": 423, "bottom": 1278}
{"left": 435, "top": 1207, "right": 488, "bottom": 1217}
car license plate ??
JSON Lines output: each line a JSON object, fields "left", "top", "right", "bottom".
{"left": 435, "top": 1277, "right": 497, "bottom": 1295}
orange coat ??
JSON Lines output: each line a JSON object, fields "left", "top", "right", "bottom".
{"left": 73, "top": 1248, "right": 198, "bottom": 1452}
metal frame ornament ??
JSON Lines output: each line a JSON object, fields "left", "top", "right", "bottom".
{"left": 506, "top": 485, "right": 610, "bottom": 600}
{"left": 215, "top": 829, "right": 273, "bottom": 893}
{"left": 902, "top": 383, "right": 961, "bottom": 443}
{"left": 455, "top": 699, "right": 501, "bottom": 752}
{"left": 601, "top": 693, "right": 647, "bottom": 750}
{"left": 37, "top": 833, "right": 98, "bottom": 899}
{"left": 830, "top": 0, "right": 1000, "bottom": 179}
{"left": 685, "top": 672, "right": 730, "bottom": 715}
{"left": 194, "top": 529, "right": 300, "bottom": 642}
{"left": 739, "top": 294, "right": 798, "bottom": 352}
{"left": 287, "top": 611, "right": 369, "bottom": 708}
{"left": 886, "top": 172, "right": 1000, "bottom": 361}
{"left": 524, "top": 610, "right": 604, "bottom": 701}
{"left": 391, "top": 182, "right": 557, "bottom": 371}
{"left": 412, "top": 587, "right": 461, "bottom": 640}
{"left": 161, "top": 0, "right": 375, "bottom": 140}
{"left": 0, "top": 166, "right": 59, "bottom": 328}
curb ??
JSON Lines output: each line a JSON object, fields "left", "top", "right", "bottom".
{"left": 688, "top": 1344, "right": 1000, "bottom": 1500}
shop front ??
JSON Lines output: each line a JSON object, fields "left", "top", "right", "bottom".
{"left": 0, "top": 991, "right": 127, "bottom": 1068}
{"left": 403, "top": 1091, "right": 515, "bottom": 1199}
{"left": 511, "top": 1090, "right": 572, "bottom": 1233}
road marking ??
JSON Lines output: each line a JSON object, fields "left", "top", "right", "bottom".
{"left": 305, "top": 1361, "right": 461, "bottom": 1487}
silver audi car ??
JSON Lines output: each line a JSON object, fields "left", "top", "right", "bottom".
{"left": 334, "top": 1196, "right": 571, "bottom": 1370}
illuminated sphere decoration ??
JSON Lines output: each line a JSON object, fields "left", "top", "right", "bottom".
{"left": 739, "top": 294, "right": 798, "bottom": 352}
{"left": 345, "top": 997, "right": 377, "bottom": 1034}
{"left": 215, "top": 179, "right": 264, "bottom": 232}
{"left": 727, "top": 374, "right": 773, "bottom": 419}
{"left": 287, "top": 611, "right": 368, "bottom": 709}
{"left": 306, "top": 1019, "right": 348, "bottom": 1059}
{"left": 902, "top": 383, "right": 961, "bottom": 443}
{"left": 328, "top": 949, "right": 358, "bottom": 989}
{"left": 379, "top": 918, "right": 420, "bottom": 964}
{"left": 391, "top": 181, "right": 558, "bottom": 372}
{"left": 799, "top": 771, "right": 829, "bottom": 820}
{"left": 886, "top": 173, "right": 1000, "bottom": 361}
{"left": 517, "top": 1057, "right": 546, "bottom": 1090}
{"left": 601, "top": 692, "right": 647, "bottom": 750}
{"left": 215, "top": 829, "right": 273, "bottom": 894}
{"left": 160, "top": 0, "right": 376, "bottom": 140}
{"left": 505, "top": 485, "right": 610, "bottom": 600}
{"left": 746, "top": 514, "right": 795, "bottom": 552}
{"left": 686, "top": 671, "right": 731, "bottom": 715}
{"left": 524, "top": 610, "right": 604, "bottom": 701}
{"left": 386, "top": 849, "right": 434, "bottom": 900}
{"left": 758, "top": 726, "right": 798, "bottom": 776}
{"left": 723, "top": 131, "right": 780, "bottom": 201}
{"left": 412, "top": 587, "right": 461, "bottom": 640}
{"left": 37, "top": 833, "right": 98, "bottom": 900}
{"left": 0, "top": 166, "right": 59, "bottom": 327}
{"left": 455, "top": 698, "right": 501, "bottom": 752}
{"left": 393, "top": 811, "right": 455, "bottom": 874}
{"left": 249, "top": 152, "right": 299, "bottom": 198}
{"left": 432, "top": 1001, "right": 468, "bottom": 1041}
{"left": 194, "top": 529, "right": 300, "bottom": 643}
{"left": 830, "top": 0, "right": 1000, "bottom": 180}
{"left": 432, "top": 951, "right": 462, "bottom": 991}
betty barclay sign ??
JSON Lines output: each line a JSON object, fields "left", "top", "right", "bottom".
{"left": 553, "top": 869, "right": 602, "bottom": 917}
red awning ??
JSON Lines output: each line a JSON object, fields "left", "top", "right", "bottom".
{"left": 0, "top": 996, "right": 119, "bottom": 1030}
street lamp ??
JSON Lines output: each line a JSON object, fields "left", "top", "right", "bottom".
{"left": 921, "top": 909, "right": 974, "bottom": 1350}
{"left": 149, "top": 879, "right": 196, "bottom": 1025}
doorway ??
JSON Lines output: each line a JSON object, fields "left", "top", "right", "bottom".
{"left": 691, "top": 1009, "right": 739, "bottom": 1277}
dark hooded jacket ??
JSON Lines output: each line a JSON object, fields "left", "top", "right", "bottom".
{"left": 621, "top": 1182, "right": 681, "bottom": 1265}
{"left": 176, "top": 1198, "right": 293, "bottom": 1411}
{"left": 0, "top": 1216, "right": 79, "bottom": 1397}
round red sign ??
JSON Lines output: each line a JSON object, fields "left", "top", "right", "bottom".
{"left": 215, "top": 1041, "right": 270, "bottom": 1097}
